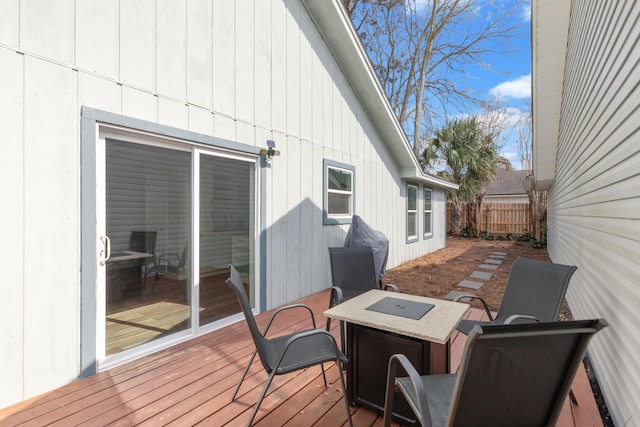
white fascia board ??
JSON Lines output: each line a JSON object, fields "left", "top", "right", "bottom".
{"left": 301, "top": 0, "right": 424, "bottom": 175}
{"left": 531, "top": 0, "right": 571, "bottom": 190}
{"left": 400, "top": 168, "right": 459, "bottom": 190}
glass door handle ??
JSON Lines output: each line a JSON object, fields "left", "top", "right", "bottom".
{"left": 99, "top": 235, "right": 111, "bottom": 265}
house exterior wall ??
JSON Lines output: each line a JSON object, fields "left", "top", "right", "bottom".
{"left": 546, "top": 1, "right": 640, "bottom": 424}
{"left": 0, "top": 0, "right": 448, "bottom": 407}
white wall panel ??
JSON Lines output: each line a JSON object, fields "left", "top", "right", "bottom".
{"left": 0, "top": 0, "right": 19, "bottom": 47}
{"left": 299, "top": 14, "right": 313, "bottom": 142}
{"left": 75, "top": 0, "right": 118, "bottom": 79}
{"left": 285, "top": 134, "right": 302, "bottom": 302}
{"left": 310, "top": 43, "right": 323, "bottom": 144}
{"left": 187, "top": 0, "right": 212, "bottom": 109}
{"left": 0, "top": 47, "right": 25, "bottom": 406}
{"left": 267, "top": 131, "right": 289, "bottom": 307}
{"left": 212, "top": 0, "right": 235, "bottom": 116}
{"left": 254, "top": 1, "right": 272, "bottom": 129}
{"left": 77, "top": 72, "right": 121, "bottom": 114}
{"left": 235, "top": 120, "right": 255, "bottom": 146}
{"left": 188, "top": 105, "right": 214, "bottom": 136}
{"left": 23, "top": 56, "right": 78, "bottom": 398}
{"left": 158, "top": 97, "right": 188, "bottom": 130}
{"left": 122, "top": 86, "right": 157, "bottom": 123}
{"left": 157, "top": 0, "right": 186, "bottom": 101}
{"left": 235, "top": 0, "right": 255, "bottom": 123}
{"left": 20, "top": 0, "right": 73, "bottom": 64}
{"left": 213, "top": 113, "right": 236, "bottom": 142}
{"left": 120, "top": 0, "right": 155, "bottom": 91}
{"left": 270, "top": 1, "right": 287, "bottom": 133}
{"left": 285, "top": 0, "right": 301, "bottom": 137}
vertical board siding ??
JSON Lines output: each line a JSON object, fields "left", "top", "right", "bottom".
{"left": 0, "top": 0, "right": 449, "bottom": 408}
{"left": 548, "top": 1, "right": 640, "bottom": 425}
{"left": 0, "top": 47, "right": 25, "bottom": 406}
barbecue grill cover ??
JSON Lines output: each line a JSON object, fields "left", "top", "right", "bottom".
{"left": 344, "top": 215, "right": 389, "bottom": 282}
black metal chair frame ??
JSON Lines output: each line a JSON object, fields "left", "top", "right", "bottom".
{"left": 383, "top": 319, "right": 608, "bottom": 427}
{"left": 225, "top": 264, "right": 353, "bottom": 426}
{"left": 326, "top": 246, "right": 398, "bottom": 353}
{"left": 451, "top": 256, "right": 577, "bottom": 334}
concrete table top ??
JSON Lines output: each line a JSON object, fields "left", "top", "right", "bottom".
{"left": 324, "top": 289, "right": 470, "bottom": 345}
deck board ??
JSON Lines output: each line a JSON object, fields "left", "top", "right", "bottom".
{"left": 0, "top": 289, "right": 601, "bottom": 426}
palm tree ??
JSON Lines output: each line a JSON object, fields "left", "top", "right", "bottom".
{"left": 422, "top": 117, "right": 499, "bottom": 236}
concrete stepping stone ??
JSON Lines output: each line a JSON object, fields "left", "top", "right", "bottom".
{"left": 484, "top": 259, "right": 502, "bottom": 265}
{"left": 479, "top": 263, "right": 499, "bottom": 270}
{"left": 470, "top": 270, "right": 493, "bottom": 280}
{"left": 492, "top": 252, "right": 507, "bottom": 256}
{"left": 445, "top": 290, "right": 475, "bottom": 301}
{"left": 457, "top": 280, "right": 484, "bottom": 290}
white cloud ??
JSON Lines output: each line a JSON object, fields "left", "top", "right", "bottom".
{"left": 521, "top": 2, "right": 531, "bottom": 22}
{"left": 489, "top": 74, "right": 531, "bottom": 99}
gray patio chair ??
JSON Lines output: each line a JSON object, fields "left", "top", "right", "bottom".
{"left": 225, "top": 265, "right": 352, "bottom": 427}
{"left": 383, "top": 318, "right": 608, "bottom": 427}
{"left": 451, "top": 256, "right": 577, "bottom": 335}
{"left": 327, "top": 246, "right": 399, "bottom": 352}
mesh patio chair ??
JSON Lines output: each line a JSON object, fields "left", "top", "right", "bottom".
{"left": 450, "top": 256, "right": 577, "bottom": 335}
{"left": 383, "top": 319, "right": 608, "bottom": 427}
{"left": 326, "top": 246, "right": 399, "bottom": 352}
{"left": 225, "top": 265, "right": 352, "bottom": 427}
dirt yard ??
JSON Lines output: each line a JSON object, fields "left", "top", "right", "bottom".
{"left": 380, "top": 237, "right": 570, "bottom": 318}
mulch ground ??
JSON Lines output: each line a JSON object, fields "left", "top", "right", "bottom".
{"left": 381, "top": 236, "right": 554, "bottom": 315}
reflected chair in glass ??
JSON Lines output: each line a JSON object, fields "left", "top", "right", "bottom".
{"left": 149, "top": 243, "right": 188, "bottom": 295}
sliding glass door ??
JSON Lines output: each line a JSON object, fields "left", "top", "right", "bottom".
{"left": 99, "top": 135, "right": 257, "bottom": 364}
{"left": 199, "top": 153, "right": 255, "bottom": 327}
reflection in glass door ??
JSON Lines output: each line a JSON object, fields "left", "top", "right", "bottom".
{"left": 105, "top": 140, "right": 191, "bottom": 356}
{"left": 199, "top": 154, "right": 255, "bottom": 326}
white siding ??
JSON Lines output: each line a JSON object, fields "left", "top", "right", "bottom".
{"left": 0, "top": 47, "right": 25, "bottom": 406}
{"left": 0, "top": 0, "right": 450, "bottom": 407}
{"left": 547, "top": 1, "right": 640, "bottom": 425}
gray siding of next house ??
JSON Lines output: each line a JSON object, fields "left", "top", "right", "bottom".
{"left": 547, "top": 1, "right": 640, "bottom": 424}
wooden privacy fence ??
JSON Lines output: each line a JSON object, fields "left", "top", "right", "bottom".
{"left": 447, "top": 202, "right": 531, "bottom": 236}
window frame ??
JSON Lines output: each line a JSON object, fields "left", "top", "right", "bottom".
{"left": 423, "top": 186, "right": 433, "bottom": 239}
{"left": 406, "top": 182, "right": 419, "bottom": 242}
{"left": 323, "top": 159, "right": 355, "bottom": 225}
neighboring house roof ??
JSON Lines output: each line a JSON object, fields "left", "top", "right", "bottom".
{"left": 301, "top": 0, "right": 458, "bottom": 191}
{"left": 531, "top": 0, "right": 571, "bottom": 190}
{"left": 486, "top": 169, "right": 528, "bottom": 196}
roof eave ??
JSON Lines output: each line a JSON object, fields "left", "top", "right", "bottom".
{"left": 301, "top": 0, "right": 454, "bottom": 190}
{"left": 531, "top": 0, "right": 571, "bottom": 190}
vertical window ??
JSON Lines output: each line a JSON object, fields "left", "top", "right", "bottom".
{"left": 423, "top": 187, "right": 432, "bottom": 238}
{"left": 407, "top": 182, "right": 418, "bottom": 241}
{"left": 324, "top": 159, "right": 355, "bottom": 224}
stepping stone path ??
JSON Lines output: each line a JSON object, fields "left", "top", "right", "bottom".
{"left": 457, "top": 280, "right": 484, "bottom": 290}
{"left": 454, "top": 251, "right": 508, "bottom": 293}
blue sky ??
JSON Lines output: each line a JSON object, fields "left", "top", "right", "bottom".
{"left": 465, "top": 0, "right": 532, "bottom": 169}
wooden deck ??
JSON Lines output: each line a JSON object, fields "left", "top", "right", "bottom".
{"left": 0, "top": 289, "right": 603, "bottom": 426}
